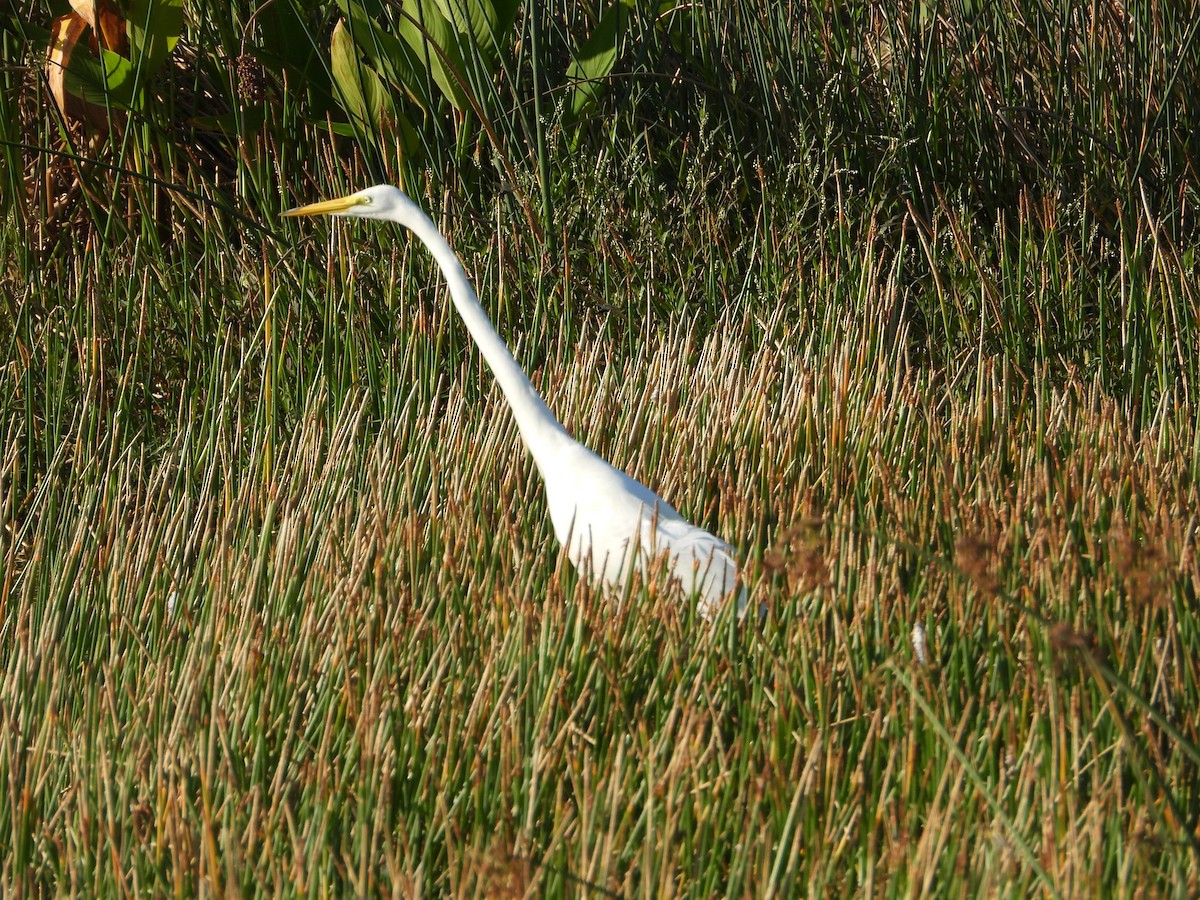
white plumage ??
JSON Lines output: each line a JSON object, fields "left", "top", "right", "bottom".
{"left": 285, "top": 185, "right": 744, "bottom": 618}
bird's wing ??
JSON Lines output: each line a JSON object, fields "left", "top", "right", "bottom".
{"left": 544, "top": 442, "right": 743, "bottom": 616}
{"left": 651, "top": 516, "right": 744, "bottom": 617}
{"left": 545, "top": 446, "right": 661, "bottom": 582}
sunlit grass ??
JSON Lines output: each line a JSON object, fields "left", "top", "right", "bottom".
{"left": 2, "top": 209, "right": 1197, "bottom": 892}
{"left": 2, "top": 0, "right": 1199, "bottom": 894}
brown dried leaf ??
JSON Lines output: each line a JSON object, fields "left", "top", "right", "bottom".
{"left": 96, "top": 1, "right": 128, "bottom": 55}
{"left": 69, "top": 0, "right": 127, "bottom": 52}
{"left": 46, "top": 12, "right": 88, "bottom": 122}
{"left": 46, "top": 0, "right": 127, "bottom": 129}
{"left": 68, "top": 0, "right": 99, "bottom": 29}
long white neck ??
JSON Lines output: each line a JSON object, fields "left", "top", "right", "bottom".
{"left": 403, "top": 208, "right": 571, "bottom": 466}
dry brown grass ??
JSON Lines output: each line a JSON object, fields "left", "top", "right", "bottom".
{"left": 2, "top": 288, "right": 1196, "bottom": 893}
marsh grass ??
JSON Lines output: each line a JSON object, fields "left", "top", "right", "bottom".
{"left": 3, "top": 207, "right": 1197, "bottom": 892}
{"left": 2, "top": 0, "right": 1199, "bottom": 895}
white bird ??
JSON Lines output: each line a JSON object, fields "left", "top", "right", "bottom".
{"left": 284, "top": 185, "right": 744, "bottom": 618}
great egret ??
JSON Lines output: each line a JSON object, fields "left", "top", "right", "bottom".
{"left": 284, "top": 185, "right": 744, "bottom": 618}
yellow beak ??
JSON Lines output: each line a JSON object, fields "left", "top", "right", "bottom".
{"left": 281, "top": 193, "right": 365, "bottom": 218}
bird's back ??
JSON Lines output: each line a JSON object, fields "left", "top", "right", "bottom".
{"left": 540, "top": 439, "right": 743, "bottom": 617}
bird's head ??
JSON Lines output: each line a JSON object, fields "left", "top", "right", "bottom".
{"left": 282, "top": 184, "right": 417, "bottom": 224}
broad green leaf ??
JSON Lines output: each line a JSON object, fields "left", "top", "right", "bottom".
{"left": 124, "top": 0, "right": 183, "bottom": 77}
{"left": 337, "top": 0, "right": 433, "bottom": 113}
{"left": 320, "top": 121, "right": 361, "bottom": 137}
{"left": 396, "top": 0, "right": 471, "bottom": 112}
{"left": 430, "top": 0, "right": 518, "bottom": 57}
{"left": 330, "top": 20, "right": 420, "bottom": 157}
{"left": 331, "top": 19, "right": 389, "bottom": 131}
{"left": 564, "top": 2, "right": 629, "bottom": 127}
{"left": 64, "top": 44, "right": 137, "bottom": 107}
{"left": 322, "top": 113, "right": 421, "bottom": 151}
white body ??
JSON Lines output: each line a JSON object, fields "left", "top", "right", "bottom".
{"left": 285, "top": 185, "right": 744, "bottom": 618}
{"left": 539, "top": 435, "right": 741, "bottom": 617}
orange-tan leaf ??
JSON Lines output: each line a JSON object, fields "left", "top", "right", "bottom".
{"left": 46, "top": 12, "right": 88, "bottom": 121}
{"left": 70, "top": 0, "right": 128, "bottom": 54}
